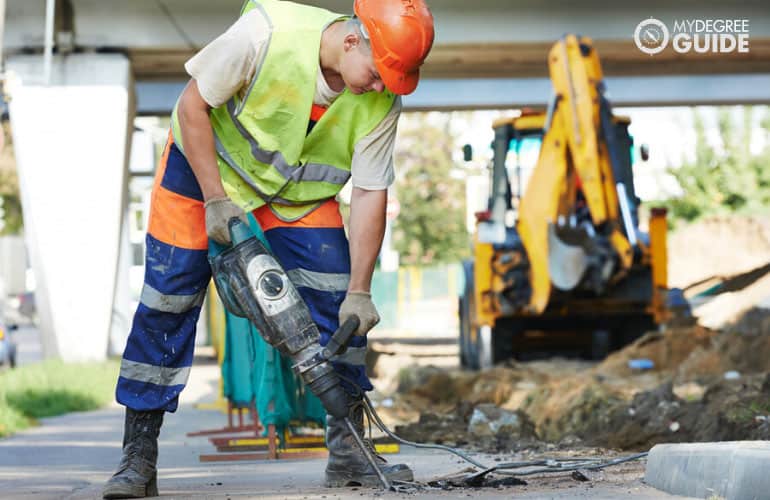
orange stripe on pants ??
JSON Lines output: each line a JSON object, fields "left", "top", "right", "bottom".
{"left": 147, "top": 135, "right": 208, "bottom": 250}
{"left": 253, "top": 199, "right": 344, "bottom": 231}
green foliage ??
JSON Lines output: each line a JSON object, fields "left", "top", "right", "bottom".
{"left": 725, "top": 399, "right": 770, "bottom": 424}
{"left": 0, "top": 360, "right": 119, "bottom": 437}
{"left": 392, "top": 113, "right": 470, "bottom": 265}
{"left": 0, "top": 123, "right": 23, "bottom": 235}
{"left": 661, "top": 106, "right": 770, "bottom": 223}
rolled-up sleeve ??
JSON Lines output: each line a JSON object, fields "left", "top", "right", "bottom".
{"left": 350, "top": 97, "right": 402, "bottom": 191}
{"left": 184, "top": 10, "right": 270, "bottom": 108}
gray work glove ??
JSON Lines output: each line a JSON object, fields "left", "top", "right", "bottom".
{"left": 204, "top": 196, "right": 248, "bottom": 245}
{"left": 339, "top": 291, "right": 380, "bottom": 336}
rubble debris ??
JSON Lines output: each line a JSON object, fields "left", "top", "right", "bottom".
{"left": 431, "top": 466, "right": 529, "bottom": 489}
{"left": 571, "top": 470, "right": 590, "bottom": 482}
{"left": 467, "top": 404, "right": 535, "bottom": 439}
{"left": 672, "top": 382, "right": 705, "bottom": 402}
{"left": 426, "top": 471, "right": 527, "bottom": 490}
{"left": 395, "top": 365, "right": 446, "bottom": 394}
{"left": 627, "top": 359, "right": 654, "bottom": 371}
{"left": 395, "top": 407, "right": 470, "bottom": 447}
{"left": 467, "top": 404, "right": 539, "bottom": 451}
{"left": 484, "top": 476, "right": 527, "bottom": 488}
{"left": 381, "top": 306, "right": 770, "bottom": 452}
{"left": 580, "top": 374, "right": 770, "bottom": 449}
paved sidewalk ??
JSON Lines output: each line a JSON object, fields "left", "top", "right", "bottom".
{"left": 0, "top": 361, "right": 690, "bottom": 499}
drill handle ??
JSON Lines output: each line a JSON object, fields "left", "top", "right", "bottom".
{"left": 322, "top": 315, "right": 360, "bottom": 360}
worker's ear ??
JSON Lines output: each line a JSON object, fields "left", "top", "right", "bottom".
{"left": 343, "top": 32, "right": 361, "bottom": 52}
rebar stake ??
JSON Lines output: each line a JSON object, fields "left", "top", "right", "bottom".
{"left": 344, "top": 417, "right": 392, "bottom": 490}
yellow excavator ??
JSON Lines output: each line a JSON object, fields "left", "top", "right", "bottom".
{"left": 459, "top": 35, "right": 687, "bottom": 369}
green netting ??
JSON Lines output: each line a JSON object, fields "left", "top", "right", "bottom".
{"left": 422, "top": 266, "right": 451, "bottom": 299}
{"left": 371, "top": 264, "right": 462, "bottom": 328}
{"left": 219, "top": 214, "right": 326, "bottom": 439}
{"left": 370, "top": 270, "right": 399, "bottom": 329}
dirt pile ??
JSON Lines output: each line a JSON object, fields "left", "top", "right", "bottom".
{"left": 694, "top": 271, "right": 770, "bottom": 329}
{"left": 394, "top": 406, "right": 471, "bottom": 447}
{"left": 668, "top": 215, "right": 770, "bottom": 289}
{"left": 384, "top": 307, "right": 770, "bottom": 452}
{"left": 394, "top": 402, "right": 540, "bottom": 452}
{"left": 517, "top": 374, "right": 626, "bottom": 442}
{"left": 676, "top": 307, "right": 770, "bottom": 381}
{"left": 502, "top": 324, "right": 721, "bottom": 442}
{"left": 595, "top": 324, "right": 716, "bottom": 378}
{"left": 583, "top": 375, "right": 770, "bottom": 450}
{"left": 545, "top": 308, "right": 770, "bottom": 448}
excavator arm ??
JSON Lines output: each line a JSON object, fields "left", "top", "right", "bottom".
{"left": 517, "top": 35, "right": 634, "bottom": 314}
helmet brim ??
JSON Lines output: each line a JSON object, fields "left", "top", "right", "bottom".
{"left": 378, "top": 63, "right": 419, "bottom": 95}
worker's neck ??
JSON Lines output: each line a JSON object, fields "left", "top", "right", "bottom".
{"left": 319, "top": 20, "right": 346, "bottom": 93}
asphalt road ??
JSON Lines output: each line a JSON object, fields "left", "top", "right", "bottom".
{"left": 13, "top": 323, "right": 42, "bottom": 366}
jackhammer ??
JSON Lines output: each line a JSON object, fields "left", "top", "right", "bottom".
{"left": 209, "top": 218, "right": 393, "bottom": 489}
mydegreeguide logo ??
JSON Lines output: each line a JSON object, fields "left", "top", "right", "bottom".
{"left": 634, "top": 17, "right": 750, "bottom": 55}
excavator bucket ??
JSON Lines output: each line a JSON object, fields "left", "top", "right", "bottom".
{"left": 547, "top": 224, "right": 588, "bottom": 291}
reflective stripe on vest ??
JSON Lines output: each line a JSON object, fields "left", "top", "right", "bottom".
{"left": 221, "top": 100, "right": 351, "bottom": 187}
{"left": 171, "top": 0, "right": 395, "bottom": 221}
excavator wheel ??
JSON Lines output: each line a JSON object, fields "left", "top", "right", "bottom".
{"left": 460, "top": 260, "right": 523, "bottom": 370}
{"left": 477, "top": 322, "right": 519, "bottom": 369}
{"left": 459, "top": 260, "right": 479, "bottom": 369}
{"left": 613, "top": 314, "right": 657, "bottom": 349}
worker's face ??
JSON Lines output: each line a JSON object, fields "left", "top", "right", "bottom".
{"left": 340, "top": 34, "right": 385, "bottom": 95}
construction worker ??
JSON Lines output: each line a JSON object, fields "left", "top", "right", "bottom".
{"left": 102, "top": 0, "right": 434, "bottom": 497}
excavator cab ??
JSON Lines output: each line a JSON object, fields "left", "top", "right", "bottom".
{"left": 504, "top": 114, "right": 548, "bottom": 208}
{"left": 500, "top": 113, "right": 643, "bottom": 243}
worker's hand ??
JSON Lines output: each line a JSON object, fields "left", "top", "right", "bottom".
{"left": 204, "top": 196, "right": 248, "bottom": 245}
{"left": 339, "top": 292, "right": 380, "bottom": 336}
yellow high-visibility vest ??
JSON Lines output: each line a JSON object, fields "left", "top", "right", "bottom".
{"left": 172, "top": 0, "right": 396, "bottom": 221}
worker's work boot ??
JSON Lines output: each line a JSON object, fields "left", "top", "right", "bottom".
{"left": 102, "top": 408, "right": 164, "bottom": 499}
{"left": 325, "top": 400, "right": 413, "bottom": 487}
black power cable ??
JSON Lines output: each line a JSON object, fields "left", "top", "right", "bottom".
{"left": 155, "top": 0, "right": 198, "bottom": 51}
{"left": 360, "top": 394, "right": 648, "bottom": 489}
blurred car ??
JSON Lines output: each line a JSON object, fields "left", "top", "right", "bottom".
{"left": 9, "top": 292, "right": 36, "bottom": 320}
{"left": 0, "top": 320, "right": 18, "bottom": 368}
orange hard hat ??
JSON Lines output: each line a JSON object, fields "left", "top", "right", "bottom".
{"left": 353, "top": 0, "right": 435, "bottom": 95}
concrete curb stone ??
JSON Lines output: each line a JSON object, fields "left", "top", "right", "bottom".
{"left": 645, "top": 441, "right": 770, "bottom": 500}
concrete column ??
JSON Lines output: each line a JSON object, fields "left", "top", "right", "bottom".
{"left": 6, "top": 53, "right": 133, "bottom": 361}
{"left": 109, "top": 201, "right": 132, "bottom": 357}
{"left": 0, "top": 236, "right": 27, "bottom": 295}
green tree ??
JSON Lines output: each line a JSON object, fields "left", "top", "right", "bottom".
{"left": 664, "top": 106, "right": 770, "bottom": 222}
{"left": 391, "top": 112, "right": 469, "bottom": 265}
{"left": 0, "top": 122, "right": 24, "bottom": 235}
